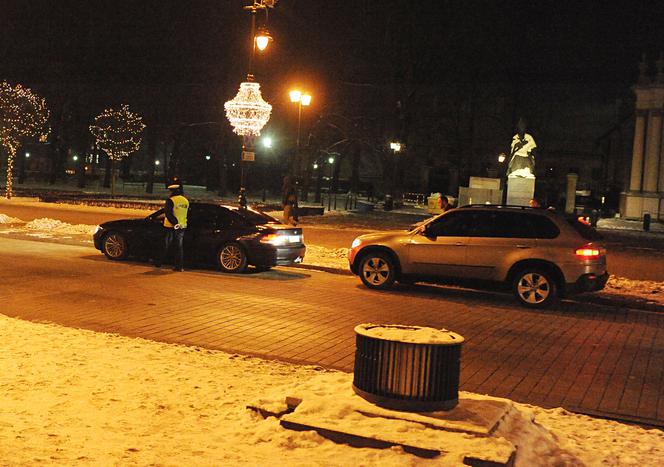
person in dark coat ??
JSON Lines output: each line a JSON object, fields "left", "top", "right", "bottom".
{"left": 282, "top": 176, "right": 299, "bottom": 226}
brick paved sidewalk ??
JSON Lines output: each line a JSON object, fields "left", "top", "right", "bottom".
{"left": 3, "top": 237, "right": 663, "bottom": 427}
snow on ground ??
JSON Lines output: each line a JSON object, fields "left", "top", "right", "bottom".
{"left": 24, "top": 218, "right": 97, "bottom": 236}
{"left": 0, "top": 213, "right": 24, "bottom": 224}
{"left": 598, "top": 217, "right": 664, "bottom": 233}
{"left": 1, "top": 314, "right": 662, "bottom": 466}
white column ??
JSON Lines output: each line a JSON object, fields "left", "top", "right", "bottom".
{"left": 656, "top": 109, "right": 664, "bottom": 193}
{"left": 644, "top": 110, "right": 662, "bottom": 192}
{"left": 565, "top": 173, "right": 578, "bottom": 214}
{"left": 629, "top": 110, "right": 648, "bottom": 192}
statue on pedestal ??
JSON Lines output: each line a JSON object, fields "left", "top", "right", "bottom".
{"left": 507, "top": 118, "right": 537, "bottom": 178}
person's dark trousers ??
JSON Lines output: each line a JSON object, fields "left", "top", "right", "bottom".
{"left": 155, "top": 227, "right": 185, "bottom": 270}
{"left": 172, "top": 228, "right": 185, "bottom": 271}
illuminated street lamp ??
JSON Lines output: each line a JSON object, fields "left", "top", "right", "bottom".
{"left": 262, "top": 136, "right": 273, "bottom": 149}
{"left": 255, "top": 27, "right": 272, "bottom": 51}
{"left": 225, "top": 1, "right": 277, "bottom": 202}
{"left": 389, "top": 141, "right": 404, "bottom": 202}
{"left": 498, "top": 153, "right": 506, "bottom": 163}
{"left": 289, "top": 89, "right": 312, "bottom": 182}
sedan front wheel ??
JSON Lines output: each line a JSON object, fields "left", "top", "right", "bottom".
{"left": 102, "top": 232, "right": 128, "bottom": 260}
{"left": 358, "top": 252, "right": 396, "bottom": 290}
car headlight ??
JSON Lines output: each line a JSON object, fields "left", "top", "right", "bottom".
{"left": 94, "top": 225, "right": 103, "bottom": 235}
{"left": 351, "top": 238, "right": 361, "bottom": 249}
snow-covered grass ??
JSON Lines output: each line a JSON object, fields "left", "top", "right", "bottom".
{"left": 1, "top": 314, "right": 661, "bottom": 466}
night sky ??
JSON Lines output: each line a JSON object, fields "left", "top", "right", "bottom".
{"left": 1, "top": 1, "right": 663, "bottom": 124}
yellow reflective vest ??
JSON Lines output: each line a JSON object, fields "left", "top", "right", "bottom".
{"left": 163, "top": 195, "right": 189, "bottom": 228}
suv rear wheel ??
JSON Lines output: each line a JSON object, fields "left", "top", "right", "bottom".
{"left": 358, "top": 252, "right": 396, "bottom": 290}
{"left": 512, "top": 267, "right": 557, "bottom": 308}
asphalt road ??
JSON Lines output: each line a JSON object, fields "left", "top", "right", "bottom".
{"left": 2, "top": 236, "right": 663, "bottom": 426}
{"left": 3, "top": 200, "right": 664, "bottom": 280}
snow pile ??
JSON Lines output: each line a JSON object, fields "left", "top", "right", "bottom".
{"left": 24, "top": 217, "right": 97, "bottom": 235}
{"left": 598, "top": 217, "right": 664, "bottom": 233}
{"left": 0, "top": 213, "right": 24, "bottom": 224}
{"left": 600, "top": 275, "right": 664, "bottom": 306}
{"left": 514, "top": 404, "right": 664, "bottom": 466}
{"left": 1, "top": 314, "right": 662, "bottom": 466}
{"left": 302, "top": 245, "right": 349, "bottom": 269}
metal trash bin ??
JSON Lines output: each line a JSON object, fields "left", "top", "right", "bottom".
{"left": 353, "top": 324, "right": 464, "bottom": 412}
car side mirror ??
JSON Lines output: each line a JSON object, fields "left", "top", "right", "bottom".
{"left": 422, "top": 225, "right": 436, "bottom": 238}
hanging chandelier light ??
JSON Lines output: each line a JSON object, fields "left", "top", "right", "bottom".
{"left": 224, "top": 81, "right": 272, "bottom": 136}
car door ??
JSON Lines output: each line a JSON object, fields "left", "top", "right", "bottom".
{"left": 405, "top": 210, "right": 475, "bottom": 278}
{"left": 186, "top": 205, "right": 234, "bottom": 262}
{"left": 466, "top": 211, "right": 537, "bottom": 280}
{"left": 132, "top": 209, "right": 167, "bottom": 257}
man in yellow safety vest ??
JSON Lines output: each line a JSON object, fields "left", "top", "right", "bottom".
{"left": 155, "top": 183, "right": 189, "bottom": 271}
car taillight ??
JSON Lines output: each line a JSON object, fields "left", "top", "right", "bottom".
{"left": 575, "top": 244, "right": 603, "bottom": 260}
{"left": 260, "top": 233, "right": 284, "bottom": 245}
{"left": 260, "top": 233, "right": 301, "bottom": 246}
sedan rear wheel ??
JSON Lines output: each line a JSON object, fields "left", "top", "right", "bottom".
{"left": 102, "top": 232, "right": 128, "bottom": 260}
{"left": 218, "top": 242, "right": 247, "bottom": 273}
{"left": 358, "top": 252, "right": 396, "bottom": 290}
{"left": 513, "top": 268, "right": 557, "bottom": 308}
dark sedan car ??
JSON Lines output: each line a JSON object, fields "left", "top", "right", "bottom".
{"left": 93, "top": 202, "right": 305, "bottom": 272}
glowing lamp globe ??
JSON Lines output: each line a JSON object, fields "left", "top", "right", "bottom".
{"left": 224, "top": 82, "right": 272, "bottom": 136}
{"left": 255, "top": 29, "right": 272, "bottom": 51}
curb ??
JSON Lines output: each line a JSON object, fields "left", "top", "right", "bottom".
{"left": 288, "top": 263, "right": 354, "bottom": 276}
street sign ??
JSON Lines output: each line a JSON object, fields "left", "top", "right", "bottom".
{"left": 242, "top": 151, "right": 255, "bottom": 162}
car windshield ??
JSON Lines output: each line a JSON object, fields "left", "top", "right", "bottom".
{"left": 228, "top": 207, "right": 279, "bottom": 225}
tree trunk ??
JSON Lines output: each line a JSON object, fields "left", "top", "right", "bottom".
{"left": 4, "top": 144, "right": 17, "bottom": 199}
{"left": 103, "top": 155, "right": 111, "bottom": 188}
{"left": 350, "top": 143, "right": 361, "bottom": 193}
{"left": 145, "top": 131, "right": 157, "bottom": 194}
{"left": 110, "top": 159, "right": 117, "bottom": 196}
{"left": 77, "top": 150, "right": 87, "bottom": 188}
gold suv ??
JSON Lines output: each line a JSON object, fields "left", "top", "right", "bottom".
{"left": 348, "top": 205, "right": 608, "bottom": 308}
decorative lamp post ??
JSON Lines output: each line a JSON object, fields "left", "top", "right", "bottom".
{"left": 224, "top": 0, "right": 277, "bottom": 206}
{"left": 289, "top": 90, "right": 312, "bottom": 177}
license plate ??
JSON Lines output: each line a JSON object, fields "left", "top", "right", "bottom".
{"left": 288, "top": 235, "right": 301, "bottom": 243}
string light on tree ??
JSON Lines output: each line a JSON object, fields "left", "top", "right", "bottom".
{"left": 0, "top": 81, "right": 50, "bottom": 199}
{"left": 89, "top": 104, "right": 145, "bottom": 195}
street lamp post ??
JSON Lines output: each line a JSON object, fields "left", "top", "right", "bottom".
{"left": 389, "top": 141, "right": 403, "bottom": 204}
{"left": 327, "top": 155, "right": 335, "bottom": 211}
{"left": 224, "top": 0, "right": 276, "bottom": 207}
{"left": 289, "top": 90, "right": 311, "bottom": 199}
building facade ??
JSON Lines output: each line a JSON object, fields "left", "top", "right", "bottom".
{"left": 621, "top": 57, "right": 664, "bottom": 219}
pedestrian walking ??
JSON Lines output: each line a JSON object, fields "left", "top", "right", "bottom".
{"left": 282, "top": 176, "right": 299, "bottom": 226}
{"left": 155, "top": 183, "right": 189, "bottom": 271}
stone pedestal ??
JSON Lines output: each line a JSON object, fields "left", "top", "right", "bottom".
{"left": 506, "top": 176, "right": 535, "bottom": 206}
{"left": 621, "top": 191, "right": 662, "bottom": 220}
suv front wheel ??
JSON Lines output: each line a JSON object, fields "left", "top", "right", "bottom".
{"left": 358, "top": 252, "right": 396, "bottom": 290}
{"left": 512, "top": 267, "right": 558, "bottom": 308}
